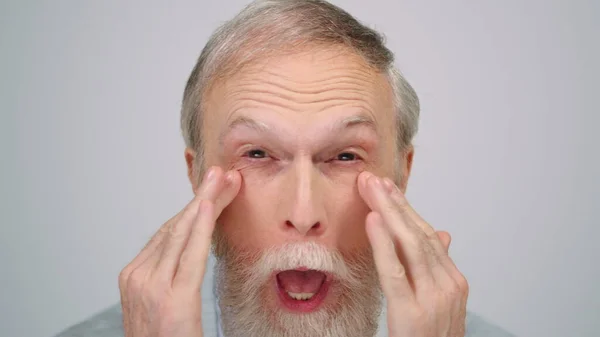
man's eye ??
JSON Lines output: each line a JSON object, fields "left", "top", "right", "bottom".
{"left": 246, "top": 149, "right": 268, "bottom": 159}
{"left": 336, "top": 152, "right": 358, "bottom": 161}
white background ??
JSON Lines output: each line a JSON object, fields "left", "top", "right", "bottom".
{"left": 1, "top": 0, "right": 598, "bottom": 336}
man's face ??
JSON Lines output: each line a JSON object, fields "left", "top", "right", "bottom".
{"left": 196, "top": 46, "right": 403, "bottom": 336}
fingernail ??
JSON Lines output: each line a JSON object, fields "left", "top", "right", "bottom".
{"left": 360, "top": 172, "right": 371, "bottom": 189}
{"left": 369, "top": 176, "right": 383, "bottom": 190}
{"left": 205, "top": 167, "right": 216, "bottom": 182}
{"left": 225, "top": 171, "right": 235, "bottom": 185}
{"left": 382, "top": 178, "right": 395, "bottom": 194}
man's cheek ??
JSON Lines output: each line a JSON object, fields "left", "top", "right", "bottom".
{"left": 220, "top": 178, "right": 280, "bottom": 242}
{"left": 321, "top": 175, "right": 372, "bottom": 248}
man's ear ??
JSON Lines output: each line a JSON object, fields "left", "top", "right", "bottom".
{"left": 184, "top": 147, "right": 199, "bottom": 192}
{"left": 399, "top": 145, "right": 414, "bottom": 193}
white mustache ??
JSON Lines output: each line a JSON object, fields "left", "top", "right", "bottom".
{"left": 251, "top": 241, "right": 361, "bottom": 287}
{"left": 215, "top": 240, "right": 383, "bottom": 337}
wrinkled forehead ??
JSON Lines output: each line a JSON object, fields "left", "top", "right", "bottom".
{"left": 203, "top": 46, "right": 396, "bottom": 132}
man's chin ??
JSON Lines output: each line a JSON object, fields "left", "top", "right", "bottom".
{"left": 214, "top": 240, "right": 383, "bottom": 336}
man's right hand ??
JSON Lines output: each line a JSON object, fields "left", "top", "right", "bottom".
{"left": 118, "top": 166, "right": 241, "bottom": 337}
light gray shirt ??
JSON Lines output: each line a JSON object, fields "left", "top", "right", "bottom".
{"left": 53, "top": 301, "right": 515, "bottom": 337}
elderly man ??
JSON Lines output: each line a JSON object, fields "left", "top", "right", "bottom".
{"left": 55, "top": 1, "right": 514, "bottom": 336}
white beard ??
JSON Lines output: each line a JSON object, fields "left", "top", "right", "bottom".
{"left": 213, "top": 241, "right": 383, "bottom": 337}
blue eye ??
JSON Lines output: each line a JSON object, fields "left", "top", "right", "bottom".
{"left": 336, "top": 152, "right": 358, "bottom": 161}
{"left": 246, "top": 149, "right": 268, "bottom": 159}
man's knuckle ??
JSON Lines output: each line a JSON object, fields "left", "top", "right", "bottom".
{"left": 159, "top": 223, "right": 171, "bottom": 234}
{"left": 127, "top": 268, "right": 150, "bottom": 291}
{"left": 425, "top": 232, "right": 442, "bottom": 247}
{"left": 456, "top": 273, "right": 470, "bottom": 294}
{"left": 444, "top": 281, "right": 461, "bottom": 299}
{"left": 119, "top": 266, "right": 132, "bottom": 283}
{"left": 387, "top": 264, "right": 406, "bottom": 281}
{"left": 415, "top": 229, "right": 430, "bottom": 245}
{"left": 381, "top": 200, "right": 397, "bottom": 215}
{"left": 408, "top": 305, "right": 428, "bottom": 325}
{"left": 169, "top": 226, "right": 185, "bottom": 239}
{"left": 168, "top": 221, "right": 191, "bottom": 239}
{"left": 118, "top": 271, "right": 132, "bottom": 290}
{"left": 395, "top": 196, "right": 410, "bottom": 213}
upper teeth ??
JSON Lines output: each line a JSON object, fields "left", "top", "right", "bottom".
{"left": 287, "top": 292, "right": 315, "bottom": 300}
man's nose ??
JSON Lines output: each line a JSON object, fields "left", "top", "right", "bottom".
{"left": 282, "top": 159, "right": 325, "bottom": 236}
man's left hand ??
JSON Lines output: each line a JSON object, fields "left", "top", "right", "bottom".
{"left": 358, "top": 172, "right": 469, "bottom": 337}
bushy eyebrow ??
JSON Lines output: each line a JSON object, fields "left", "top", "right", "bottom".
{"left": 219, "top": 114, "right": 378, "bottom": 145}
{"left": 333, "top": 115, "right": 377, "bottom": 133}
{"left": 221, "top": 116, "right": 271, "bottom": 139}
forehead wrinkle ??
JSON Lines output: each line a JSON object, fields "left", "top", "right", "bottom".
{"left": 225, "top": 82, "right": 378, "bottom": 109}
{"left": 256, "top": 69, "right": 378, "bottom": 93}
{"left": 244, "top": 47, "right": 376, "bottom": 79}
{"left": 223, "top": 60, "right": 381, "bottom": 106}
{"left": 227, "top": 95, "right": 304, "bottom": 114}
{"left": 223, "top": 91, "right": 380, "bottom": 119}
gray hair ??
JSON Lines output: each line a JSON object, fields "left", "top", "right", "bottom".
{"left": 181, "top": 0, "right": 420, "bottom": 178}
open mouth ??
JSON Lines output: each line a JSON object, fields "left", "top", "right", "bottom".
{"left": 275, "top": 268, "right": 330, "bottom": 312}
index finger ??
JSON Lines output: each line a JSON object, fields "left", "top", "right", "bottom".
{"left": 365, "top": 211, "right": 415, "bottom": 305}
{"left": 152, "top": 166, "right": 228, "bottom": 277}
{"left": 174, "top": 169, "right": 242, "bottom": 289}
{"left": 381, "top": 177, "right": 450, "bottom": 257}
{"left": 121, "top": 200, "right": 194, "bottom": 278}
{"left": 381, "top": 177, "right": 437, "bottom": 237}
{"left": 358, "top": 172, "right": 435, "bottom": 277}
